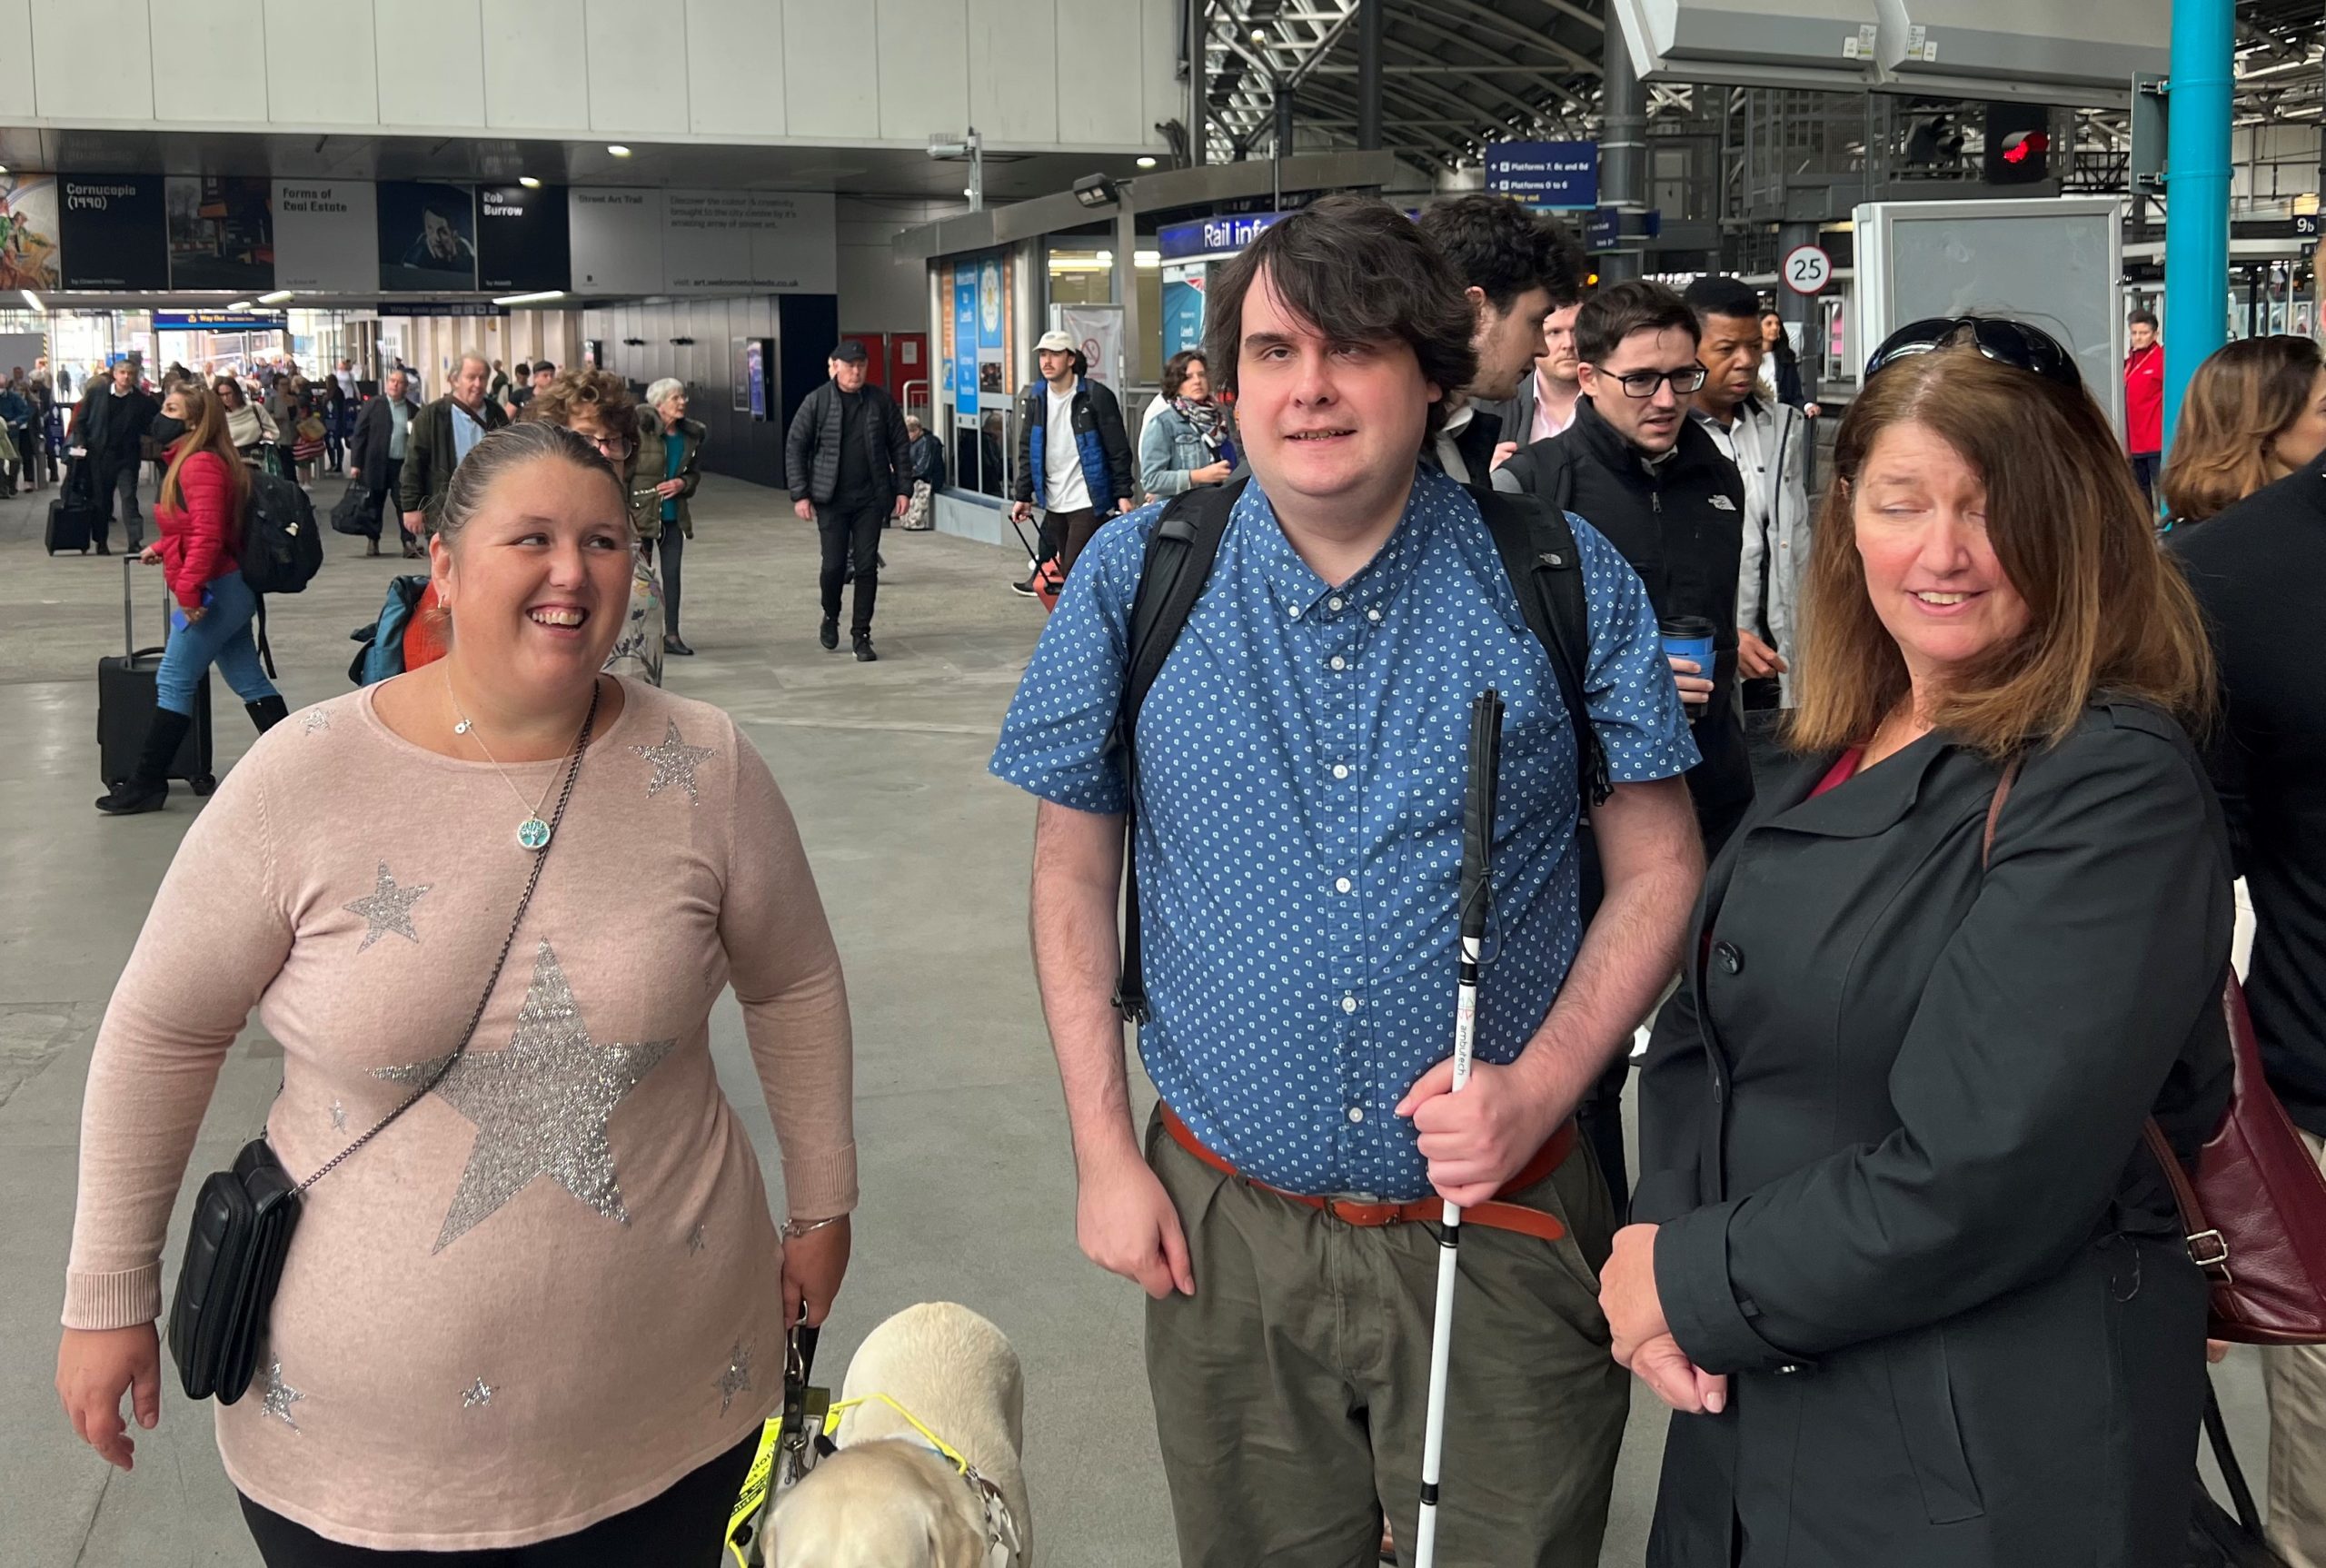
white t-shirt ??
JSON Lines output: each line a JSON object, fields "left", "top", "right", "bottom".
{"left": 1044, "top": 383, "right": 1092, "bottom": 512}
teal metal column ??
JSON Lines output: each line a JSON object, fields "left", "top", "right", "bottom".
{"left": 2162, "top": 0, "right": 2234, "bottom": 458}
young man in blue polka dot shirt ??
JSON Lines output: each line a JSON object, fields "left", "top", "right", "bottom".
{"left": 991, "top": 195, "right": 1705, "bottom": 1565}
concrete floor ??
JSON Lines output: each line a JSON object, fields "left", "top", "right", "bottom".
{"left": 0, "top": 469, "right": 2276, "bottom": 1565}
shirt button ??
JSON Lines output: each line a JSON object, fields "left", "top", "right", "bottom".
{"left": 1288, "top": 605, "right": 1302, "bottom": 620}
{"left": 1335, "top": 877, "right": 1352, "bottom": 893}
{"left": 1714, "top": 941, "right": 1744, "bottom": 976}
{"left": 1341, "top": 995, "right": 1358, "bottom": 1014}
{"left": 1328, "top": 596, "right": 1344, "bottom": 611}
{"left": 1347, "top": 1106, "right": 1365, "bottom": 1124}
{"left": 1367, "top": 608, "right": 1382, "bottom": 622}
{"left": 1329, "top": 655, "right": 1347, "bottom": 671}
{"left": 1331, "top": 763, "right": 1349, "bottom": 780}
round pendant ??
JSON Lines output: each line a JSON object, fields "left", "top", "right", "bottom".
{"left": 455, "top": 719, "right": 472, "bottom": 735}
{"left": 516, "top": 817, "right": 552, "bottom": 851}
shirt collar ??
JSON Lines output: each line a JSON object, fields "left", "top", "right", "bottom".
{"left": 1243, "top": 465, "right": 1441, "bottom": 620}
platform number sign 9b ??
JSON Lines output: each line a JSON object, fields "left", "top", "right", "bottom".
{"left": 1783, "top": 244, "right": 1832, "bottom": 297}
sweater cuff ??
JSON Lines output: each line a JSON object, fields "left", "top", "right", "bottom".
{"left": 62, "top": 1265, "right": 163, "bottom": 1331}
{"left": 780, "top": 1143, "right": 860, "bottom": 1224}
{"left": 1655, "top": 1204, "right": 1797, "bottom": 1376}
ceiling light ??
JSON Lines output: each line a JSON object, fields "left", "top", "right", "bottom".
{"left": 1096, "top": 249, "right": 1114, "bottom": 265}
{"left": 519, "top": 175, "right": 542, "bottom": 189}
{"left": 606, "top": 144, "right": 631, "bottom": 157}
{"left": 1136, "top": 155, "right": 1158, "bottom": 169}
{"left": 1135, "top": 249, "right": 1160, "bottom": 268}
{"left": 21, "top": 289, "right": 44, "bottom": 313}
{"left": 1249, "top": 27, "right": 1267, "bottom": 43}
{"left": 493, "top": 289, "right": 568, "bottom": 306}
{"left": 227, "top": 301, "right": 253, "bottom": 311}
{"left": 256, "top": 289, "right": 293, "bottom": 305}
{"left": 1072, "top": 173, "right": 1121, "bottom": 209}
{"left": 964, "top": 186, "right": 977, "bottom": 199}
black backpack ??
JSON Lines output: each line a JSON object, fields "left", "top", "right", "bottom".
{"left": 239, "top": 469, "right": 324, "bottom": 678}
{"left": 1109, "top": 477, "right": 1607, "bottom": 1023}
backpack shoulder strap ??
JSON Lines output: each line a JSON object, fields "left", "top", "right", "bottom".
{"left": 1472, "top": 485, "right": 1610, "bottom": 807}
{"left": 1112, "top": 477, "right": 1244, "bottom": 1024}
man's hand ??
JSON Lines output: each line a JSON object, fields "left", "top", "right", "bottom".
{"left": 56, "top": 1324, "right": 160, "bottom": 1471}
{"left": 402, "top": 510, "right": 425, "bottom": 540}
{"left": 1396, "top": 1057, "right": 1566, "bottom": 1207}
{"left": 1804, "top": 402, "right": 1822, "bottom": 421}
{"left": 1490, "top": 440, "right": 1520, "bottom": 471}
{"left": 780, "top": 1216, "right": 851, "bottom": 1329}
{"left": 138, "top": 545, "right": 161, "bottom": 565}
{"left": 1667, "top": 655, "right": 1713, "bottom": 710}
{"left": 1076, "top": 1146, "right": 1194, "bottom": 1299}
{"left": 1600, "top": 1223, "right": 1672, "bottom": 1365}
{"left": 655, "top": 478, "right": 685, "bottom": 499}
{"left": 792, "top": 498, "right": 816, "bottom": 523}
{"left": 892, "top": 493, "right": 910, "bottom": 520}
{"left": 1191, "top": 461, "right": 1233, "bottom": 486}
{"left": 1010, "top": 500, "right": 1033, "bottom": 523}
{"left": 1736, "top": 630, "right": 1787, "bottom": 680}
{"left": 347, "top": 466, "right": 360, "bottom": 482}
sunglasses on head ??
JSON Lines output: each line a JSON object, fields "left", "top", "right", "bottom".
{"left": 1864, "top": 317, "right": 2081, "bottom": 390}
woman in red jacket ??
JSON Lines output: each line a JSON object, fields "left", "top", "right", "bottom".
{"left": 97, "top": 383, "right": 289, "bottom": 815}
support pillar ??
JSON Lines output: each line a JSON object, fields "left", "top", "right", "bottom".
{"left": 1114, "top": 203, "right": 1145, "bottom": 389}
{"left": 1187, "top": 0, "right": 1207, "bottom": 167}
{"left": 1598, "top": 21, "right": 1646, "bottom": 283}
{"left": 1356, "top": 0, "right": 1382, "bottom": 153}
{"left": 1776, "top": 218, "right": 1822, "bottom": 412}
{"left": 2162, "top": 0, "right": 2233, "bottom": 456}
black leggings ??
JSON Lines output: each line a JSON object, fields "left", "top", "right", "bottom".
{"left": 238, "top": 1431, "right": 758, "bottom": 1567}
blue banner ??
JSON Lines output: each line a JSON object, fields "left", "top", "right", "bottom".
{"left": 1484, "top": 142, "right": 1598, "bottom": 212}
{"left": 1158, "top": 212, "right": 1284, "bottom": 263}
{"left": 953, "top": 264, "right": 979, "bottom": 405}
{"left": 153, "top": 310, "right": 283, "bottom": 331}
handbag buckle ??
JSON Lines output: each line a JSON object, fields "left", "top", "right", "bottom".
{"left": 2186, "top": 1228, "right": 2232, "bottom": 1278}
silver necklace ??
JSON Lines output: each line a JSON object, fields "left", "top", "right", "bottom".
{"left": 444, "top": 669, "right": 579, "bottom": 851}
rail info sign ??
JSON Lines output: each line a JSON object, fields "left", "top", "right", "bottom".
{"left": 1484, "top": 142, "right": 1598, "bottom": 212}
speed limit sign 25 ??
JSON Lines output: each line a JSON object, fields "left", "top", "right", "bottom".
{"left": 1784, "top": 244, "right": 1833, "bottom": 295}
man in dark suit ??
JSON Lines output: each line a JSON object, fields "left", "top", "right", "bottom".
{"left": 70, "top": 362, "right": 160, "bottom": 556}
{"left": 348, "top": 368, "right": 421, "bottom": 557}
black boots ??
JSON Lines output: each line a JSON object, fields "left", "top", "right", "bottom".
{"left": 246, "top": 695, "right": 291, "bottom": 733}
{"left": 820, "top": 616, "right": 839, "bottom": 651}
{"left": 852, "top": 630, "right": 879, "bottom": 662}
{"left": 96, "top": 708, "right": 191, "bottom": 815}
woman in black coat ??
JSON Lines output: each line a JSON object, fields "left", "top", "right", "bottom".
{"left": 1602, "top": 319, "right": 2232, "bottom": 1568}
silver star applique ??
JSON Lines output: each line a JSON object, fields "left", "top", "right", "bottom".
{"left": 631, "top": 720, "right": 716, "bottom": 804}
{"left": 374, "top": 940, "right": 676, "bottom": 1253}
{"left": 343, "top": 862, "right": 431, "bottom": 953}
{"left": 301, "top": 710, "right": 331, "bottom": 734}
{"left": 462, "top": 1376, "right": 495, "bottom": 1409}
{"left": 686, "top": 1223, "right": 707, "bottom": 1255}
{"left": 329, "top": 1099, "right": 347, "bottom": 1132}
{"left": 260, "top": 1359, "right": 304, "bottom": 1431}
{"left": 717, "top": 1341, "right": 753, "bottom": 1415}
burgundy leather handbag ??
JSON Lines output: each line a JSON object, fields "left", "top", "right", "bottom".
{"left": 1987, "top": 761, "right": 2326, "bottom": 1345}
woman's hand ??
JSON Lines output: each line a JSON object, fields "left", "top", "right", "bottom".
{"left": 655, "top": 478, "right": 686, "bottom": 499}
{"left": 781, "top": 1216, "right": 851, "bottom": 1328}
{"left": 1191, "top": 461, "right": 1233, "bottom": 486}
{"left": 182, "top": 604, "right": 206, "bottom": 623}
{"left": 138, "top": 544, "right": 161, "bottom": 565}
{"left": 1600, "top": 1222, "right": 1671, "bottom": 1363}
{"left": 57, "top": 1324, "right": 161, "bottom": 1471}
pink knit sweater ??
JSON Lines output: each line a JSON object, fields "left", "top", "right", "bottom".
{"left": 64, "top": 679, "right": 856, "bottom": 1550}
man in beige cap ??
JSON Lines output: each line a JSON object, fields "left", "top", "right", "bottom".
{"left": 1008, "top": 328, "right": 1135, "bottom": 591}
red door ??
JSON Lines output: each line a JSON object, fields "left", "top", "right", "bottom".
{"left": 840, "top": 332, "right": 887, "bottom": 386}
{"left": 888, "top": 333, "right": 929, "bottom": 411}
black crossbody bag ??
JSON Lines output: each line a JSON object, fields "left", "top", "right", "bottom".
{"left": 166, "top": 686, "right": 600, "bottom": 1404}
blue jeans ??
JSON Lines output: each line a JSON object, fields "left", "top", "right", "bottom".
{"left": 156, "top": 571, "right": 278, "bottom": 717}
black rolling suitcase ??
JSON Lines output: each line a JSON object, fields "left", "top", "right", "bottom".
{"left": 45, "top": 460, "right": 102, "bottom": 555}
{"left": 98, "top": 558, "right": 214, "bottom": 797}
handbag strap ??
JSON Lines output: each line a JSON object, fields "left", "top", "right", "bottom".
{"left": 293, "top": 679, "right": 602, "bottom": 1196}
{"left": 1981, "top": 754, "right": 2222, "bottom": 1264}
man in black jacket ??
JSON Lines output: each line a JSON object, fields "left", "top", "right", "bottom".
{"left": 347, "top": 368, "right": 421, "bottom": 556}
{"left": 785, "top": 341, "right": 910, "bottom": 661}
{"left": 1494, "top": 279, "right": 1747, "bottom": 1211}
{"left": 1008, "top": 331, "right": 1134, "bottom": 590}
{"left": 1414, "top": 194, "right": 1583, "bottom": 482}
{"left": 70, "top": 362, "right": 160, "bottom": 555}
{"left": 397, "top": 352, "right": 509, "bottom": 543}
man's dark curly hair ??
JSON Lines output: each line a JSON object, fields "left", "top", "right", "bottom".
{"left": 1415, "top": 194, "right": 1588, "bottom": 313}
{"left": 1202, "top": 194, "right": 1477, "bottom": 449}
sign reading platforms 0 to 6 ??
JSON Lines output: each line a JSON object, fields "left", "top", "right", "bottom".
{"left": 1484, "top": 142, "right": 1599, "bottom": 212}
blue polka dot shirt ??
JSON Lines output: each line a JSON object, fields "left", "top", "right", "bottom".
{"left": 991, "top": 466, "right": 1698, "bottom": 1200}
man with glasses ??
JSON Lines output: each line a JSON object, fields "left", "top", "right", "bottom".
{"left": 398, "top": 351, "right": 509, "bottom": 541}
{"left": 1496, "top": 279, "right": 1749, "bottom": 1214}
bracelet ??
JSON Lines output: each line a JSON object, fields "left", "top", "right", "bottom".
{"left": 782, "top": 1214, "right": 845, "bottom": 1241}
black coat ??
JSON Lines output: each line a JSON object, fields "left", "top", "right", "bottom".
{"left": 786, "top": 378, "right": 910, "bottom": 506}
{"left": 1634, "top": 704, "right": 2233, "bottom": 1568}
{"left": 396, "top": 394, "right": 509, "bottom": 522}
{"left": 75, "top": 385, "right": 159, "bottom": 462}
{"left": 347, "top": 393, "right": 417, "bottom": 484}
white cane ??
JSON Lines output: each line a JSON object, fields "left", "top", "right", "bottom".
{"left": 1412, "top": 690, "right": 1503, "bottom": 1568}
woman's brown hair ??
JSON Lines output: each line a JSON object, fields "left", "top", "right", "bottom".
{"left": 1160, "top": 349, "right": 1208, "bottom": 399}
{"left": 2160, "top": 333, "right": 2323, "bottom": 523}
{"left": 1788, "top": 341, "right": 2213, "bottom": 758}
{"left": 158, "top": 382, "right": 251, "bottom": 527}
{"left": 522, "top": 367, "right": 641, "bottom": 479}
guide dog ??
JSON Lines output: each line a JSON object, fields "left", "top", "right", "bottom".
{"left": 768, "top": 1301, "right": 1029, "bottom": 1567}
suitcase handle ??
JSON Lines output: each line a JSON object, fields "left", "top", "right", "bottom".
{"left": 124, "top": 554, "right": 172, "bottom": 657}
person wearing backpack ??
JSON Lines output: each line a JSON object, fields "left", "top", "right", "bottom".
{"left": 989, "top": 195, "right": 1704, "bottom": 1566}
{"left": 97, "top": 382, "right": 288, "bottom": 816}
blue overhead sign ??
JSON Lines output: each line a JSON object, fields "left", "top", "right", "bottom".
{"left": 1485, "top": 141, "right": 1599, "bottom": 212}
{"left": 1585, "top": 206, "right": 1661, "bottom": 252}
{"left": 1158, "top": 212, "right": 1285, "bottom": 263}
{"left": 153, "top": 310, "right": 282, "bottom": 331}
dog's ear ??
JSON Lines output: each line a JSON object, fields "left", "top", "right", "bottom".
{"left": 925, "top": 1489, "right": 988, "bottom": 1568}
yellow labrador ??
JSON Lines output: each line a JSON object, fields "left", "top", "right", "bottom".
{"left": 769, "top": 1302, "right": 1029, "bottom": 1568}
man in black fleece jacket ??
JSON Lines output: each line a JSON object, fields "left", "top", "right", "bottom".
{"left": 785, "top": 341, "right": 910, "bottom": 661}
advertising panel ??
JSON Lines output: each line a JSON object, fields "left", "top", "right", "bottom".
{"left": 0, "top": 173, "right": 62, "bottom": 291}
{"left": 377, "top": 181, "right": 477, "bottom": 291}
{"left": 977, "top": 256, "right": 1004, "bottom": 408}
{"left": 953, "top": 264, "right": 979, "bottom": 405}
{"left": 59, "top": 175, "right": 167, "bottom": 289}
{"left": 165, "top": 177, "right": 273, "bottom": 292}
{"left": 273, "top": 181, "right": 376, "bottom": 292}
{"left": 663, "top": 190, "right": 836, "bottom": 293}
{"left": 569, "top": 187, "right": 666, "bottom": 294}
{"left": 477, "top": 184, "right": 571, "bottom": 293}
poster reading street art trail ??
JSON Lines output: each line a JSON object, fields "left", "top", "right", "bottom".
{"left": 569, "top": 187, "right": 666, "bottom": 294}
{"left": 59, "top": 175, "right": 168, "bottom": 290}
{"left": 0, "top": 173, "right": 61, "bottom": 291}
{"left": 166, "top": 176, "right": 273, "bottom": 292}
{"left": 377, "top": 181, "right": 477, "bottom": 292}
{"left": 273, "top": 180, "right": 376, "bottom": 292}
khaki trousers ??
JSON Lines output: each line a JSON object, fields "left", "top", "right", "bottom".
{"left": 2269, "top": 1129, "right": 2326, "bottom": 1567}
{"left": 1142, "top": 1107, "right": 1629, "bottom": 1568}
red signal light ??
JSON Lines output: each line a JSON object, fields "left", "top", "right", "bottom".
{"left": 2003, "top": 131, "right": 2050, "bottom": 166}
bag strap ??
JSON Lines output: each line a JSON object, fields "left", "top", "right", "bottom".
{"left": 1475, "top": 486, "right": 1609, "bottom": 807}
{"left": 293, "top": 679, "right": 601, "bottom": 1194}
{"left": 2202, "top": 1377, "right": 2267, "bottom": 1538}
{"left": 1111, "top": 480, "right": 1241, "bottom": 1023}
{"left": 1982, "top": 756, "right": 2223, "bottom": 1273}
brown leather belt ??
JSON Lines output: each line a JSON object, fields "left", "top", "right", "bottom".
{"left": 1160, "top": 1104, "right": 1576, "bottom": 1244}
